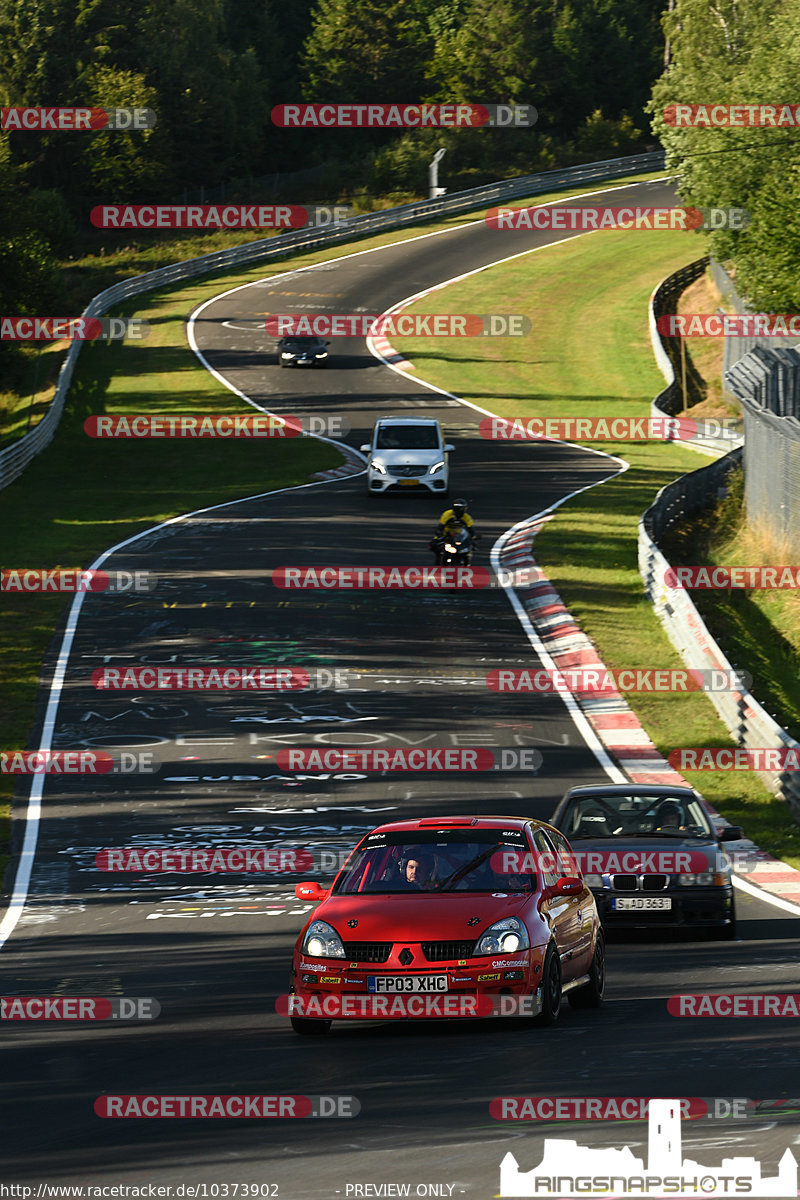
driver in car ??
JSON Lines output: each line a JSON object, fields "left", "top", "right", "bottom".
{"left": 655, "top": 800, "right": 688, "bottom": 831}
{"left": 400, "top": 852, "right": 435, "bottom": 890}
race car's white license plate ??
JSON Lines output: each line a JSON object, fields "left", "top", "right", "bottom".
{"left": 367, "top": 975, "right": 449, "bottom": 993}
{"left": 611, "top": 897, "right": 672, "bottom": 911}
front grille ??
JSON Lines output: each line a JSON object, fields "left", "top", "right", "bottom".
{"left": 392, "top": 465, "right": 427, "bottom": 477}
{"left": 341, "top": 942, "right": 392, "bottom": 963}
{"left": 641, "top": 874, "right": 669, "bottom": 891}
{"left": 421, "top": 941, "right": 475, "bottom": 962}
{"left": 610, "top": 874, "right": 670, "bottom": 892}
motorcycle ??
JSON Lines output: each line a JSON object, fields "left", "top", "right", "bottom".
{"left": 430, "top": 521, "right": 474, "bottom": 566}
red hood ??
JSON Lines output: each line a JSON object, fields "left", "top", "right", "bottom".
{"left": 315, "top": 892, "right": 529, "bottom": 942}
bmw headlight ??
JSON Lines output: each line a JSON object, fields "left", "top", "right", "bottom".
{"left": 678, "top": 869, "right": 730, "bottom": 887}
{"left": 583, "top": 874, "right": 604, "bottom": 889}
{"left": 474, "top": 917, "right": 530, "bottom": 955}
{"left": 315, "top": 351, "right": 328, "bottom": 358}
{"left": 429, "top": 460, "right": 445, "bottom": 475}
{"left": 369, "top": 459, "right": 387, "bottom": 474}
{"left": 302, "top": 920, "right": 346, "bottom": 958}
{"left": 281, "top": 351, "right": 293, "bottom": 358}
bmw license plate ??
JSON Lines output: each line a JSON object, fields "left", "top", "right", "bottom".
{"left": 367, "top": 976, "right": 448, "bottom": 993}
{"left": 399, "top": 479, "right": 420, "bottom": 486}
{"left": 611, "top": 897, "right": 672, "bottom": 911}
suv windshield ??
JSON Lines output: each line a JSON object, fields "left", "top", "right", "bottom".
{"left": 558, "top": 793, "right": 714, "bottom": 840}
{"left": 375, "top": 425, "right": 440, "bottom": 450}
{"left": 333, "top": 830, "right": 536, "bottom": 894}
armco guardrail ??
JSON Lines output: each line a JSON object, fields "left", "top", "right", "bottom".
{"left": 641, "top": 262, "right": 800, "bottom": 819}
{"left": 0, "top": 150, "right": 665, "bottom": 491}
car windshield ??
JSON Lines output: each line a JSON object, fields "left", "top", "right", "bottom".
{"left": 283, "top": 337, "right": 322, "bottom": 349}
{"left": 558, "top": 793, "right": 714, "bottom": 839}
{"left": 333, "top": 831, "right": 536, "bottom": 894}
{"left": 375, "top": 425, "right": 440, "bottom": 450}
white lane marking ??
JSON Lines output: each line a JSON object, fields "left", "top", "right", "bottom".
{"left": 733, "top": 873, "right": 800, "bottom": 915}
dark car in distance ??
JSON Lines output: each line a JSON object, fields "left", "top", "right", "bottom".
{"left": 550, "top": 785, "right": 741, "bottom": 937}
{"left": 277, "top": 335, "right": 329, "bottom": 367}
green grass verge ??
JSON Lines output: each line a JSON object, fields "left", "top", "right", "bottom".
{"left": 391, "top": 226, "right": 800, "bottom": 870}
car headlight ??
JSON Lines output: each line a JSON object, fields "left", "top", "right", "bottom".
{"left": 314, "top": 351, "right": 328, "bottom": 358}
{"left": 678, "top": 870, "right": 730, "bottom": 886}
{"left": 583, "top": 874, "right": 604, "bottom": 889}
{"left": 281, "top": 352, "right": 293, "bottom": 358}
{"left": 302, "top": 920, "right": 346, "bottom": 958}
{"left": 474, "top": 917, "right": 530, "bottom": 955}
{"left": 429, "top": 460, "right": 445, "bottom": 475}
{"left": 369, "top": 459, "right": 387, "bottom": 474}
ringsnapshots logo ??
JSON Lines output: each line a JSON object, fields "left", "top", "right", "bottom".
{"left": 83, "top": 414, "right": 350, "bottom": 438}
{"left": 664, "top": 103, "right": 800, "bottom": 127}
{"left": 1, "top": 996, "right": 159, "bottom": 1020}
{"left": 266, "top": 314, "right": 529, "bottom": 337}
{"left": 1, "top": 107, "right": 156, "bottom": 131}
{"left": 487, "top": 668, "right": 751, "bottom": 694}
{"left": 271, "top": 103, "right": 536, "bottom": 128}
{"left": 90, "top": 205, "right": 349, "bottom": 230}
{"left": 479, "top": 415, "right": 741, "bottom": 443}
{"left": 1, "top": 568, "right": 154, "bottom": 593}
{"left": 1, "top": 317, "right": 148, "bottom": 341}
{"left": 95, "top": 1094, "right": 358, "bottom": 1118}
{"left": 486, "top": 205, "right": 749, "bottom": 232}
{"left": 498, "top": 1097, "right": 798, "bottom": 1197}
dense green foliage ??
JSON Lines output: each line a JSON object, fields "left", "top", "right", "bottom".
{"left": 650, "top": 0, "right": 800, "bottom": 308}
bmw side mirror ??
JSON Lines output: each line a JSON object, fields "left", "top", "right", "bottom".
{"left": 718, "top": 826, "right": 744, "bottom": 841}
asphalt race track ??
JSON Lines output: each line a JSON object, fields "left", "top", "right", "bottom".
{"left": 3, "top": 178, "right": 800, "bottom": 1195}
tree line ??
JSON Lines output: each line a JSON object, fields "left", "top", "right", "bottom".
{"left": 0, "top": 0, "right": 794, "bottom": 329}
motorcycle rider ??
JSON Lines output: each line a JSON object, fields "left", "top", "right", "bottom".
{"left": 430, "top": 498, "right": 478, "bottom": 558}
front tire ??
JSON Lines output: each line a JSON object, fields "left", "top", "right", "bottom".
{"left": 568, "top": 933, "right": 605, "bottom": 1009}
{"left": 291, "top": 1015, "right": 332, "bottom": 1036}
{"left": 534, "top": 943, "right": 562, "bottom": 1026}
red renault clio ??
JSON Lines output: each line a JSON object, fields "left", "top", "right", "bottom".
{"left": 286, "top": 815, "right": 604, "bottom": 1034}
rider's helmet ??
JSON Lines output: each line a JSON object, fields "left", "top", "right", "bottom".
{"left": 451, "top": 499, "right": 468, "bottom": 520}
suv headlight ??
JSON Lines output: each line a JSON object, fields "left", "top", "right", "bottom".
{"left": 429, "top": 460, "right": 445, "bottom": 475}
{"left": 474, "top": 917, "right": 530, "bottom": 955}
{"left": 369, "top": 459, "right": 387, "bottom": 474}
{"left": 302, "top": 920, "right": 346, "bottom": 958}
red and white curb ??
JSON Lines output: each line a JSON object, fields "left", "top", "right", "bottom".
{"left": 370, "top": 333, "right": 415, "bottom": 371}
{"left": 499, "top": 518, "right": 800, "bottom": 910}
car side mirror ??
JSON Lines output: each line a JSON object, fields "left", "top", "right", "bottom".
{"left": 555, "top": 876, "right": 583, "bottom": 895}
{"left": 718, "top": 826, "right": 744, "bottom": 841}
{"left": 444, "top": 444, "right": 455, "bottom": 452}
{"left": 295, "top": 881, "right": 328, "bottom": 901}
{"left": 360, "top": 444, "right": 370, "bottom": 453}
{"left": 325, "top": 340, "right": 331, "bottom": 345}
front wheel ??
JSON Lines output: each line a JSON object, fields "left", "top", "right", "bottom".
{"left": 533, "top": 944, "right": 562, "bottom": 1026}
{"left": 568, "top": 933, "right": 605, "bottom": 1009}
{"left": 291, "top": 1015, "right": 332, "bottom": 1036}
